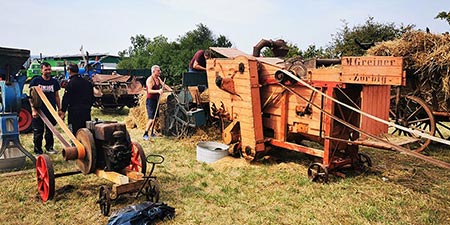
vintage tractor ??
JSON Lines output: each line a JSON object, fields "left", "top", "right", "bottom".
{"left": 0, "top": 47, "right": 36, "bottom": 166}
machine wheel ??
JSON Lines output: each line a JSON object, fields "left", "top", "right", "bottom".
{"left": 389, "top": 95, "right": 436, "bottom": 152}
{"left": 173, "top": 106, "right": 191, "bottom": 138}
{"left": 307, "top": 163, "right": 328, "bottom": 183}
{"left": 76, "top": 128, "right": 97, "bottom": 174}
{"left": 128, "top": 142, "right": 147, "bottom": 175}
{"left": 274, "top": 71, "right": 287, "bottom": 84}
{"left": 18, "top": 100, "right": 32, "bottom": 133}
{"left": 144, "top": 179, "right": 160, "bottom": 203}
{"left": 30, "top": 87, "right": 43, "bottom": 108}
{"left": 36, "top": 154, "right": 55, "bottom": 202}
{"left": 228, "top": 142, "right": 241, "bottom": 157}
{"left": 357, "top": 153, "right": 372, "bottom": 172}
{"left": 97, "top": 185, "right": 111, "bottom": 216}
{"left": 241, "top": 146, "right": 256, "bottom": 161}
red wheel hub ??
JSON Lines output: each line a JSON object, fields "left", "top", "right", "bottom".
{"left": 127, "top": 142, "right": 146, "bottom": 174}
{"left": 18, "top": 108, "right": 32, "bottom": 132}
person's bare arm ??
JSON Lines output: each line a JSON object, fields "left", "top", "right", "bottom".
{"left": 192, "top": 60, "right": 206, "bottom": 71}
{"left": 158, "top": 77, "right": 173, "bottom": 92}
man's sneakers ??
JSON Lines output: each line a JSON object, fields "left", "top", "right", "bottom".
{"left": 34, "top": 147, "right": 43, "bottom": 156}
{"left": 34, "top": 147, "right": 58, "bottom": 156}
{"left": 46, "top": 148, "right": 58, "bottom": 154}
{"left": 143, "top": 133, "right": 158, "bottom": 140}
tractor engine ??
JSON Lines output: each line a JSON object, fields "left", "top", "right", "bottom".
{"left": 86, "top": 120, "right": 132, "bottom": 172}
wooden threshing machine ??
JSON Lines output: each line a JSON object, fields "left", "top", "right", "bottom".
{"left": 207, "top": 47, "right": 450, "bottom": 182}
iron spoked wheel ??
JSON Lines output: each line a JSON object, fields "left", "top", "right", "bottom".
{"left": 174, "top": 106, "right": 191, "bottom": 138}
{"left": 307, "top": 163, "right": 329, "bottom": 183}
{"left": 144, "top": 179, "right": 160, "bottom": 203}
{"left": 389, "top": 95, "right": 436, "bottom": 152}
{"left": 36, "top": 154, "right": 55, "bottom": 202}
{"left": 357, "top": 153, "right": 372, "bottom": 173}
{"left": 128, "top": 142, "right": 147, "bottom": 175}
{"left": 75, "top": 128, "right": 97, "bottom": 174}
{"left": 97, "top": 185, "right": 111, "bottom": 216}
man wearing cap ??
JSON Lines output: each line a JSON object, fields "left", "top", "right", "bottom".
{"left": 60, "top": 63, "right": 94, "bottom": 134}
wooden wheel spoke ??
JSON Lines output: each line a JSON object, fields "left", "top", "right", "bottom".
{"left": 405, "top": 106, "right": 423, "bottom": 121}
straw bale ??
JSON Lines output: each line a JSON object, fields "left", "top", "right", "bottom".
{"left": 125, "top": 91, "right": 172, "bottom": 131}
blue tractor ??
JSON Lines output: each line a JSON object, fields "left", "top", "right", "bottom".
{"left": 0, "top": 46, "right": 36, "bottom": 163}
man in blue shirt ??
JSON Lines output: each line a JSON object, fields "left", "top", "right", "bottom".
{"left": 29, "top": 62, "right": 61, "bottom": 155}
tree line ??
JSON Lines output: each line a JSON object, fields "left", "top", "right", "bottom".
{"left": 118, "top": 12, "right": 449, "bottom": 86}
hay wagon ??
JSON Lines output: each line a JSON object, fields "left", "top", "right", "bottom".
{"left": 369, "top": 31, "right": 450, "bottom": 153}
{"left": 206, "top": 47, "right": 450, "bottom": 182}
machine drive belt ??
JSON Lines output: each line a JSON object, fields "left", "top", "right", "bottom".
{"left": 33, "top": 87, "right": 85, "bottom": 159}
{"left": 277, "top": 70, "right": 450, "bottom": 169}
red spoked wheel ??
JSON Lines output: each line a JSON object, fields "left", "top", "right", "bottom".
{"left": 128, "top": 142, "right": 147, "bottom": 174}
{"left": 36, "top": 154, "right": 55, "bottom": 202}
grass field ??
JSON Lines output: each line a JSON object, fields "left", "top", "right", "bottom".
{"left": 0, "top": 107, "right": 449, "bottom": 225}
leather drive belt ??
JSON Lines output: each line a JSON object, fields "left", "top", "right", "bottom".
{"left": 32, "top": 86, "right": 85, "bottom": 159}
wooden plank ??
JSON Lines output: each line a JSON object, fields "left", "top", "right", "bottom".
{"left": 309, "top": 68, "right": 342, "bottom": 83}
{"left": 360, "top": 85, "right": 390, "bottom": 138}
{"left": 341, "top": 56, "right": 404, "bottom": 85}
{"left": 95, "top": 170, "right": 129, "bottom": 185}
{"left": 210, "top": 47, "right": 254, "bottom": 59}
{"left": 255, "top": 57, "right": 284, "bottom": 66}
{"left": 111, "top": 180, "right": 145, "bottom": 197}
{"left": 123, "top": 168, "right": 144, "bottom": 180}
{"left": 270, "top": 139, "right": 324, "bottom": 158}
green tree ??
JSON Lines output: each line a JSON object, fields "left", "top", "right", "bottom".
{"left": 435, "top": 11, "right": 450, "bottom": 25}
{"left": 299, "top": 44, "right": 332, "bottom": 59}
{"left": 117, "top": 23, "right": 232, "bottom": 86}
{"left": 328, "top": 17, "right": 413, "bottom": 57}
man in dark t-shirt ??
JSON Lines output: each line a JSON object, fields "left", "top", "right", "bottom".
{"left": 29, "top": 62, "right": 61, "bottom": 155}
{"left": 60, "top": 63, "right": 94, "bottom": 135}
{"left": 188, "top": 49, "right": 212, "bottom": 72}
{"left": 188, "top": 50, "right": 212, "bottom": 104}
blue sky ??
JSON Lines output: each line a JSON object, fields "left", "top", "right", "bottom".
{"left": 2, "top": 0, "right": 449, "bottom": 56}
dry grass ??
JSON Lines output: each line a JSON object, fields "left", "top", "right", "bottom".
{"left": 0, "top": 108, "right": 449, "bottom": 225}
